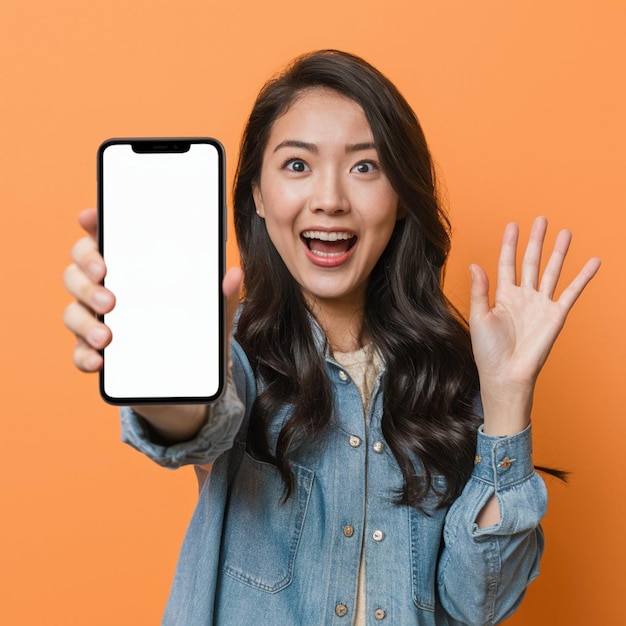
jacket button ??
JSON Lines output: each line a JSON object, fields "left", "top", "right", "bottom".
{"left": 372, "top": 441, "right": 384, "bottom": 453}
{"left": 349, "top": 435, "right": 361, "bottom": 448}
{"left": 335, "top": 603, "right": 348, "bottom": 616}
{"left": 374, "top": 608, "right": 386, "bottom": 620}
{"left": 372, "top": 530, "right": 384, "bottom": 542}
{"left": 338, "top": 370, "right": 348, "bottom": 381}
{"left": 343, "top": 525, "right": 354, "bottom": 537}
{"left": 499, "top": 456, "right": 516, "bottom": 470}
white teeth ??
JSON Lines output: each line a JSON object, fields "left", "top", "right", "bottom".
{"left": 310, "top": 250, "right": 343, "bottom": 258}
{"left": 301, "top": 230, "right": 354, "bottom": 241}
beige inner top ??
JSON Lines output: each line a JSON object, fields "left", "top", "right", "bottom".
{"left": 333, "top": 343, "right": 382, "bottom": 626}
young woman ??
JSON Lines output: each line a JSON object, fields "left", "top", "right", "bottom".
{"left": 63, "top": 50, "right": 600, "bottom": 625}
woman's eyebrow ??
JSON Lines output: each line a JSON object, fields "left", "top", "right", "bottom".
{"left": 345, "top": 142, "right": 376, "bottom": 153}
{"left": 273, "top": 140, "right": 317, "bottom": 153}
{"left": 273, "top": 140, "right": 376, "bottom": 154}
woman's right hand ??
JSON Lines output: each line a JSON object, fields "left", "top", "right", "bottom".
{"left": 63, "top": 208, "right": 244, "bottom": 442}
{"left": 63, "top": 208, "right": 114, "bottom": 372}
{"left": 63, "top": 208, "right": 244, "bottom": 372}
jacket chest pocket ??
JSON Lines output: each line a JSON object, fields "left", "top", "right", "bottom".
{"left": 221, "top": 450, "right": 314, "bottom": 593}
{"left": 409, "top": 477, "right": 448, "bottom": 612}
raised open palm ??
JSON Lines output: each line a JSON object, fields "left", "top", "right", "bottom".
{"left": 469, "top": 217, "right": 601, "bottom": 434}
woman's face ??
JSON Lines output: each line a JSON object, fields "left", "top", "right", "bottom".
{"left": 253, "top": 88, "right": 400, "bottom": 312}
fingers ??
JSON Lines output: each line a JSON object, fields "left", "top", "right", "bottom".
{"left": 557, "top": 256, "right": 601, "bottom": 312}
{"left": 497, "top": 223, "right": 519, "bottom": 286}
{"left": 63, "top": 302, "right": 112, "bottom": 371}
{"left": 223, "top": 266, "right": 244, "bottom": 331}
{"left": 500, "top": 218, "right": 592, "bottom": 303}
{"left": 63, "top": 263, "right": 115, "bottom": 314}
{"left": 70, "top": 235, "right": 106, "bottom": 283}
{"left": 520, "top": 219, "right": 599, "bottom": 307}
{"left": 78, "top": 208, "right": 98, "bottom": 240}
{"left": 73, "top": 337, "right": 105, "bottom": 372}
{"left": 66, "top": 230, "right": 111, "bottom": 310}
{"left": 63, "top": 301, "right": 112, "bottom": 347}
{"left": 64, "top": 209, "right": 113, "bottom": 373}
{"left": 521, "top": 216, "right": 548, "bottom": 289}
{"left": 538, "top": 228, "right": 572, "bottom": 298}
{"left": 223, "top": 266, "right": 244, "bottom": 299}
{"left": 469, "top": 264, "right": 491, "bottom": 321}
{"left": 62, "top": 266, "right": 114, "bottom": 371}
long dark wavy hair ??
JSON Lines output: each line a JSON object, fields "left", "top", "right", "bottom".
{"left": 233, "top": 50, "right": 482, "bottom": 508}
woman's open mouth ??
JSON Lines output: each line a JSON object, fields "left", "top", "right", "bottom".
{"left": 300, "top": 230, "right": 357, "bottom": 267}
{"left": 300, "top": 230, "right": 357, "bottom": 260}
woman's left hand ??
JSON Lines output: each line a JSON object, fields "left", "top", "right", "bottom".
{"left": 469, "top": 216, "right": 601, "bottom": 436}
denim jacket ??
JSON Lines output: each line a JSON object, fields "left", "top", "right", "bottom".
{"left": 122, "top": 325, "right": 547, "bottom": 626}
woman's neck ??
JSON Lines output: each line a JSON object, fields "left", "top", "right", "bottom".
{"left": 306, "top": 295, "right": 368, "bottom": 353}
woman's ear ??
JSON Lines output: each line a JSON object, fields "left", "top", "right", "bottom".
{"left": 252, "top": 184, "right": 265, "bottom": 218}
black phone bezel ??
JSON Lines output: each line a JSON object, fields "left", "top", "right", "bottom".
{"left": 96, "top": 137, "right": 226, "bottom": 406}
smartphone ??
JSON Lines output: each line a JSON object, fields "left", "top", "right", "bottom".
{"left": 97, "top": 138, "right": 225, "bottom": 405}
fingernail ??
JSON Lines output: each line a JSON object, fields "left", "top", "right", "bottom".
{"left": 88, "top": 327, "right": 108, "bottom": 347}
{"left": 88, "top": 262, "right": 103, "bottom": 280}
{"left": 85, "top": 352, "right": 103, "bottom": 371}
{"left": 92, "top": 290, "right": 112, "bottom": 309}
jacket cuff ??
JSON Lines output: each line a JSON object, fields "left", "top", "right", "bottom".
{"left": 120, "top": 376, "right": 244, "bottom": 468}
{"left": 471, "top": 424, "right": 534, "bottom": 489}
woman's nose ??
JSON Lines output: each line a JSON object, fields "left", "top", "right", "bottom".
{"left": 309, "top": 170, "right": 350, "bottom": 215}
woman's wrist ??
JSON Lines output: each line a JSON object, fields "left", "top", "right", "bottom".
{"left": 480, "top": 382, "right": 534, "bottom": 436}
{"left": 131, "top": 404, "right": 210, "bottom": 443}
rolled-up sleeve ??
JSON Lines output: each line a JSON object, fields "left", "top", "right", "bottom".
{"left": 438, "top": 425, "right": 547, "bottom": 625}
{"left": 120, "top": 374, "right": 245, "bottom": 469}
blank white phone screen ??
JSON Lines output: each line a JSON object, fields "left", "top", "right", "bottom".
{"left": 101, "top": 142, "right": 222, "bottom": 401}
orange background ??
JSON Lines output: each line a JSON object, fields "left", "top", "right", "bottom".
{"left": 1, "top": 1, "right": 623, "bottom": 624}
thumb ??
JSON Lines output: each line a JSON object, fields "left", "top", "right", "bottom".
{"left": 223, "top": 266, "right": 244, "bottom": 339}
{"left": 469, "top": 264, "right": 491, "bottom": 321}
{"left": 78, "top": 208, "right": 98, "bottom": 240}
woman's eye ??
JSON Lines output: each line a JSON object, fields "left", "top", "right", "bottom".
{"left": 352, "top": 161, "right": 377, "bottom": 174}
{"left": 284, "top": 159, "right": 309, "bottom": 172}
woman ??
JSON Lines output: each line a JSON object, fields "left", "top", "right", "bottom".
{"left": 64, "top": 50, "right": 600, "bottom": 625}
